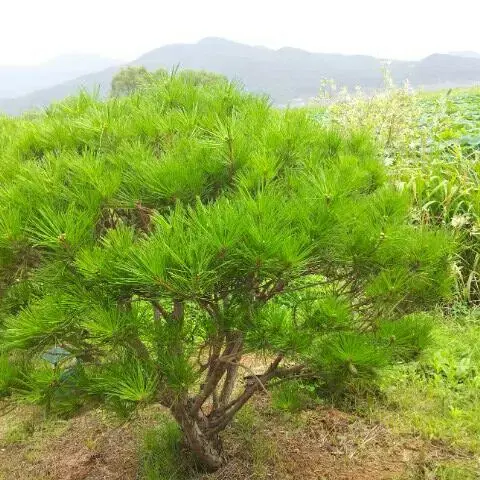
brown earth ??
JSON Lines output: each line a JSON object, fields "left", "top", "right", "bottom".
{"left": 0, "top": 398, "right": 471, "bottom": 480}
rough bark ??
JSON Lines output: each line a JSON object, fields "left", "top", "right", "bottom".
{"left": 172, "top": 402, "right": 225, "bottom": 472}
{"left": 219, "top": 333, "right": 243, "bottom": 407}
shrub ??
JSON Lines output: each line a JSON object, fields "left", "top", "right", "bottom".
{"left": 0, "top": 75, "right": 453, "bottom": 470}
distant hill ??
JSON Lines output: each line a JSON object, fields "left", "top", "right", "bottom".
{"left": 0, "top": 54, "right": 119, "bottom": 99}
{"left": 131, "top": 38, "right": 415, "bottom": 103}
{"left": 0, "top": 67, "right": 119, "bottom": 115}
{"left": 411, "top": 53, "right": 480, "bottom": 86}
{"left": 1, "top": 38, "right": 480, "bottom": 115}
{"left": 449, "top": 51, "right": 480, "bottom": 59}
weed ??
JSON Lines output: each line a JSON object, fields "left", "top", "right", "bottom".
{"left": 377, "top": 312, "right": 480, "bottom": 453}
{"left": 270, "top": 380, "right": 319, "bottom": 413}
{"left": 231, "top": 404, "right": 278, "bottom": 479}
{"left": 139, "top": 414, "right": 193, "bottom": 480}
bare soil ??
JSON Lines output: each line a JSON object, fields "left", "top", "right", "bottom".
{"left": 0, "top": 398, "right": 471, "bottom": 480}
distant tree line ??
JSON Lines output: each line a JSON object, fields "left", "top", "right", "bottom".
{"left": 111, "top": 66, "right": 228, "bottom": 97}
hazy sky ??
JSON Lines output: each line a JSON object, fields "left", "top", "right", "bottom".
{"left": 1, "top": 0, "right": 479, "bottom": 65}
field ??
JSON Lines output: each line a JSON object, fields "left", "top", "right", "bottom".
{"left": 1, "top": 78, "right": 480, "bottom": 479}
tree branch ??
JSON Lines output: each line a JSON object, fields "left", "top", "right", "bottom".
{"left": 126, "top": 336, "right": 151, "bottom": 361}
{"left": 152, "top": 300, "right": 170, "bottom": 321}
{"left": 190, "top": 336, "right": 238, "bottom": 416}
{"left": 207, "top": 362, "right": 305, "bottom": 436}
{"left": 209, "top": 354, "right": 284, "bottom": 419}
{"left": 218, "top": 334, "right": 244, "bottom": 407}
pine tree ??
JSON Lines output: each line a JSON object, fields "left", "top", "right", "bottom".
{"left": 0, "top": 76, "right": 453, "bottom": 470}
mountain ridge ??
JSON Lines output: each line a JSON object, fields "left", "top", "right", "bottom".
{"left": 448, "top": 51, "right": 480, "bottom": 59}
{"left": 0, "top": 54, "right": 119, "bottom": 99}
{"left": 1, "top": 39, "right": 480, "bottom": 115}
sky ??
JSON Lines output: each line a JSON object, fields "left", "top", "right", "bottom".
{"left": 1, "top": 0, "right": 479, "bottom": 65}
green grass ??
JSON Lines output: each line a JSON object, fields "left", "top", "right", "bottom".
{"left": 138, "top": 413, "right": 192, "bottom": 480}
{"left": 231, "top": 404, "right": 278, "bottom": 479}
{"left": 270, "top": 380, "right": 319, "bottom": 413}
{"left": 376, "top": 309, "right": 480, "bottom": 454}
{"left": 425, "top": 463, "right": 479, "bottom": 480}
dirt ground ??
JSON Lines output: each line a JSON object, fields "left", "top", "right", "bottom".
{"left": 0, "top": 398, "right": 473, "bottom": 480}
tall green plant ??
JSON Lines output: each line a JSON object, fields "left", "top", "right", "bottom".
{"left": 316, "top": 74, "right": 480, "bottom": 303}
{"left": 0, "top": 76, "right": 453, "bottom": 470}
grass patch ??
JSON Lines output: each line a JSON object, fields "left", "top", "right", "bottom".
{"left": 2, "top": 418, "right": 36, "bottom": 445}
{"left": 376, "top": 310, "right": 480, "bottom": 454}
{"left": 429, "top": 463, "right": 479, "bottom": 480}
{"left": 230, "top": 404, "right": 278, "bottom": 479}
{"left": 0, "top": 405, "right": 69, "bottom": 448}
{"left": 138, "top": 414, "right": 192, "bottom": 480}
{"left": 406, "top": 460, "right": 479, "bottom": 480}
{"left": 270, "top": 380, "right": 319, "bottom": 413}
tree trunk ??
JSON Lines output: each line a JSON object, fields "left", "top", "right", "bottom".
{"left": 165, "top": 353, "right": 301, "bottom": 472}
{"left": 172, "top": 402, "right": 225, "bottom": 472}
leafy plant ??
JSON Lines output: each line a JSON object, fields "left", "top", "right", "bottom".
{"left": 315, "top": 76, "right": 480, "bottom": 303}
{"left": 378, "top": 310, "right": 480, "bottom": 453}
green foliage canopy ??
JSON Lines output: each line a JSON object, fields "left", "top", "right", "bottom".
{"left": 0, "top": 76, "right": 453, "bottom": 469}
